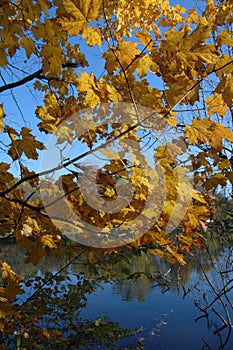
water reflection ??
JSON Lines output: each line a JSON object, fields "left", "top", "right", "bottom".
{"left": 0, "top": 237, "right": 233, "bottom": 349}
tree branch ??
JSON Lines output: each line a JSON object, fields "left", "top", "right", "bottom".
{"left": 0, "top": 62, "right": 84, "bottom": 93}
{"left": 0, "top": 69, "right": 43, "bottom": 93}
{"left": 1, "top": 60, "right": 233, "bottom": 198}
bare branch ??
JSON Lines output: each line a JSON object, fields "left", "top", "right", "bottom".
{"left": 0, "top": 62, "right": 84, "bottom": 93}
{"left": 0, "top": 69, "right": 43, "bottom": 93}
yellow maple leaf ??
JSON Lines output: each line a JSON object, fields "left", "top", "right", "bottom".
{"left": 41, "top": 44, "right": 64, "bottom": 75}
{"left": 82, "top": 27, "right": 102, "bottom": 47}
{"left": 104, "top": 50, "right": 118, "bottom": 75}
{"left": 164, "top": 73, "right": 198, "bottom": 106}
{"left": 136, "top": 55, "right": 155, "bottom": 78}
{"left": 214, "top": 122, "right": 233, "bottom": 146}
{"left": 27, "top": 217, "right": 41, "bottom": 233}
{"left": 61, "top": 0, "right": 101, "bottom": 36}
{"left": 77, "top": 72, "right": 102, "bottom": 107}
{"left": 135, "top": 31, "right": 154, "bottom": 47}
{"left": 184, "top": 117, "right": 230, "bottom": 148}
{"left": 36, "top": 92, "right": 63, "bottom": 133}
{"left": 165, "top": 111, "right": 177, "bottom": 127}
{"left": 0, "top": 262, "right": 20, "bottom": 283}
{"left": 103, "top": 187, "right": 115, "bottom": 199}
{"left": 0, "top": 48, "right": 8, "bottom": 67}
{"left": 204, "top": 173, "right": 227, "bottom": 190}
{"left": 218, "top": 158, "right": 231, "bottom": 170}
{"left": 20, "top": 36, "right": 35, "bottom": 59}
{"left": 217, "top": 29, "right": 233, "bottom": 47}
{"left": 41, "top": 234, "right": 57, "bottom": 249}
{"left": 118, "top": 41, "right": 140, "bottom": 69}
{"left": 191, "top": 190, "right": 207, "bottom": 204}
{"left": 0, "top": 104, "right": 5, "bottom": 131}
{"left": 1, "top": 283, "right": 24, "bottom": 301}
{"left": 218, "top": 73, "right": 233, "bottom": 108}
{"left": 60, "top": 0, "right": 87, "bottom": 35}
{"left": 205, "top": 93, "right": 228, "bottom": 117}
{"left": 8, "top": 127, "right": 45, "bottom": 160}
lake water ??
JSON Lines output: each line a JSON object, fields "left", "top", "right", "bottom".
{"left": 81, "top": 281, "right": 216, "bottom": 349}
{"left": 80, "top": 251, "right": 233, "bottom": 349}
{"left": 1, "top": 240, "right": 233, "bottom": 349}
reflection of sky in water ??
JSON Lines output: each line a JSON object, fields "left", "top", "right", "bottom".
{"left": 80, "top": 281, "right": 225, "bottom": 350}
{"left": 79, "top": 248, "right": 233, "bottom": 349}
{"left": 2, "top": 241, "right": 233, "bottom": 349}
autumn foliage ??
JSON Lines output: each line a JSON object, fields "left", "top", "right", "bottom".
{"left": 0, "top": 0, "right": 233, "bottom": 341}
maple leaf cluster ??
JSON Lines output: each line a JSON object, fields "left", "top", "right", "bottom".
{"left": 0, "top": 0, "right": 233, "bottom": 339}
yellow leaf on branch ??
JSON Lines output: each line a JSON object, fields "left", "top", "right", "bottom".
{"left": 60, "top": 0, "right": 101, "bottom": 35}
{"left": 0, "top": 104, "right": 5, "bottom": 131}
{"left": 185, "top": 117, "right": 233, "bottom": 148}
{"left": 82, "top": 27, "right": 102, "bottom": 47}
{"left": 41, "top": 235, "right": 57, "bottom": 249}
{"left": 205, "top": 93, "right": 228, "bottom": 117}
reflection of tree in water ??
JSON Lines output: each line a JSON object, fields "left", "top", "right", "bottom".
{"left": 1, "top": 233, "right": 232, "bottom": 349}
{"left": 0, "top": 240, "right": 70, "bottom": 277}
{"left": 110, "top": 236, "right": 233, "bottom": 349}
{"left": 0, "top": 236, "right": 223, "bottom": 297}
{"left": 190, "top": 245, "right": 233, "bottom": 350}
{"left": 183, "top": 200, "right": 233, "bottom": 349}
{"left": 111, "top": 237, "right": 224, "bottom": 301}
{"left": 0, "top": 242, "right": 142, "bottom": 349}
